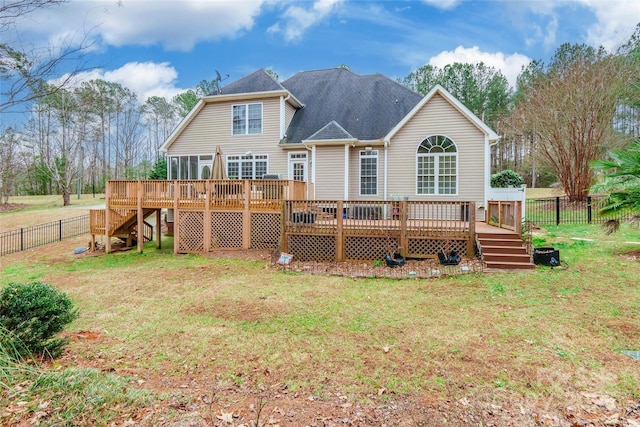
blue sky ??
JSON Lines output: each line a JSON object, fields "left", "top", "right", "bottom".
{"left": 8, "top": 0, "right": 640, "bottom": 108}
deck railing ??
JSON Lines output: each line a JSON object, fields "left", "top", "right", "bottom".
{"left": 106, "top": 179, "right": 307, "bottom": 211}
{"left": 283, "top": 200, "right": 476, "bottom": 261}
{"left": 486, "top": 200, "right": 522, "bottom": 234}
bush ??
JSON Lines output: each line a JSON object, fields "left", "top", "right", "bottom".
{"left": 491, "top": 169, "right": 525, "bottom": 188}
{"left": 0, "top": 282, "right": 79, "bottom": 358}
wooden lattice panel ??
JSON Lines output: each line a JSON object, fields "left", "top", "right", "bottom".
{"left": 345, "top": 236, "right": 398, "bottom": 261}
{"left": 177, "top": 211, "right": 204, "bottom": 253}
{"left": 251, "top": 213, "right": 281, "bottom": 249}
{"left": 288, "top": 234, "right": 335, "bottom": 261}
{"left": 211, "top": 212, "right": 243, "bottom": 249}
{"left": 408, "top": 238, "right": 468, "bottom": 258}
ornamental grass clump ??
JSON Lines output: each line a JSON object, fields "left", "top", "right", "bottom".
{"left": 0, "top": 282, "right": 78, "bottom": 359}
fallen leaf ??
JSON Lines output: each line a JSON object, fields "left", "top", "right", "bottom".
{"left": 378, "top": 387, "right": 386, "bottom": 395}
{"left": 217, "top": 412, "right": 234, "bottom": 423}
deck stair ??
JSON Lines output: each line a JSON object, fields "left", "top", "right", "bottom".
{"left": 92, "top": 208, "right": 155, "bottom": 245}
{"left": 477, "top": 231, "right": 535, "bottom": 270}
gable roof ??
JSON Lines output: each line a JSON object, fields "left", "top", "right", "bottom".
{"left": 385, "top": 84, "right": 500, "bottom": 143}
{"left": 304, "top": 120, "right": 354, "bottom": 141}
{"left": 281, "top": 68, "right": 422, "bottom": 145}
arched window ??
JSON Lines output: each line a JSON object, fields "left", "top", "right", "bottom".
{"left": 417, "top": 135, "right": 457, "bottom": 195}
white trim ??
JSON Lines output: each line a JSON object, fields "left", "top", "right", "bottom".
{"left": 280, "top": 96, "right": 286, "bottom": 139}
{"left": 344, "top": 145, "right": 349, "bottom": 199}
{"left": 384, "top": 84, "right": 499, "bottom": 144}
{"left": 311, "top": 145, "right": 316, "bottom": 199}
{"left": 415, "top": 135, "right": 459, "bottom": 196}
{"left": 287, "top": 151, "right": 308, "bottom": 182}
{"left": 226, "top": 154, "right": 269, "bottom": 179}
{"left": 232, "top": 102, "right": 263, "bottom": 135}
{"left": 383, "top": 142, "right": 388, "bottom": 201}
{"left": 358, "top": 149, "right": 379, "bottom": 196}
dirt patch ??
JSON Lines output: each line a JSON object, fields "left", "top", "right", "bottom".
{"left": 0, "top": 203, "right": 28, "bottom": 212}
{"left": 621, "top": 247, "right": 640, "bottom": 261}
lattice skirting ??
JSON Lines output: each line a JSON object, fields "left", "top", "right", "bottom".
{"left": 251, "top": 213, "right": 281, "bottom": 250}
{"left": 177, "top": 211, "right": 204, "bottom": 253}
{"left": 287, "top": 234, "right": 336, "bottom": 261}
{"left": 344, "top": 236, "right": 399, "bottom": 261}
{"left": 211, "top": 211, "right": 243, "bottom": 249}
{"left": 407, "top": 237, "right": 469, "bottom": 258}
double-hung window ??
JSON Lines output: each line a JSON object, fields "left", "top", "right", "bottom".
{"left": 232, "top": 103, "right": 262, "bottom": 135}
{"left": 417, "top": 135, "right": 457, "bottom": 195}
{"left": 359, "top": 150, "right": 378, "bottom": 195}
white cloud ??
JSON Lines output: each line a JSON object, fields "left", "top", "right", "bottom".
{"left": 15, "top": 0, "right": 267, "bottom": 52}
{"left": 428, "top": 46, "right": 531, "bottom": 88}
{"left": 52, "top": 62, "right": 186, "bottom": 102}
{"left": 269, "top": 0, "right": 344, "bottom": 42}
{"left": 577, "top": 0, "right": 640, "bottom": 51}
{"left": 421, "top": 0, "right": 461, "bottom": 10}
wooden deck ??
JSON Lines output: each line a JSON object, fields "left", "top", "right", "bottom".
{"left": 90, "top": 180, "right": 523, "bottom": 261}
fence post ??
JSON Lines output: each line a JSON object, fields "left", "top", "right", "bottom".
{"left": 20, "top": 228, "right": 24, "bottom": 251}
{"left": 555, "top": 197, "right": 560, "bottom": 225}
{"left": 59, "top": 219, "right": 63, "bottom": 241}
{"left": 587, "top": 196, "right": 592, "bottom": 224}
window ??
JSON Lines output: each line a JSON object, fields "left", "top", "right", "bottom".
{"left": 417, "top": 135, "right": 457, "bottom": 195}
{"left": 226, "top": 154, "right": 268, "bottom": 179}
{"left": 232, "top": 103, "right": 262, "bottom": 135}
{"left": 360, "top": 150, "right": 378, "bottom": 195}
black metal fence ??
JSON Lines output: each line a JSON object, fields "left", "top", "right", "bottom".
{"left": 0, "top": 215, "right": 89, "bottom": 256}
{"left": 526, "top": 195, "right": 633, "bottom": 225}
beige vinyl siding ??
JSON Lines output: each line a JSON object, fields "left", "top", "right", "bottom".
{"left": 314, "top": 146, "right": 346, "bottom": 199}
{"left": 348, "top": 147, "right": 385, "bottom": 201}
{"left": 166, "top": 96, "right": 289, "bottom": 176}
{"left": 285, "top": 102, "right": 297, "bottom": 130}
{"left": 388, "top": 93, "right": 486, "bottom": 208}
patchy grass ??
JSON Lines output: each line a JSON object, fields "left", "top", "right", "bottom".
{"left": 1, "top": 220, "right": 640, "bottom": 424}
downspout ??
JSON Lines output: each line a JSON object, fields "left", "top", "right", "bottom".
{"left": 383, "top": 139, "right": 388, "bottom": 201}
{"left": 305, "top": 144, "right": 314, "bottom": 200}
{"left": 344, "top": 144, "right": 350, "bottom": 200}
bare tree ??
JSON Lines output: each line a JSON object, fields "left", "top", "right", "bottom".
{"left": 506, "top": 43, "right": 636, "bottom": 201}
{"left": 0, "top": 0, "right": 95, "bottom": 112}
{"left": 0, "top": 128, "right": 23, "bottom": 203}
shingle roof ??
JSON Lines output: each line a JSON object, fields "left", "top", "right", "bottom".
{"left": 305, "top": 120, "right": 354, "bottom": 141}
{"left": 219, "top": 69, "right": 286, "bottom": 95}
{"left": 281, "top": 68, "right": 422, "bottom": 144}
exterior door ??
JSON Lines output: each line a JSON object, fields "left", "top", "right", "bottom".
{"left": 288, "top": 152, "right": 308, "bottom": 182}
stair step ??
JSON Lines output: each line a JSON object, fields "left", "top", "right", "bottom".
{"left": 483, "top": 253, "right": 532, "bottom": 263}
{"left": 484, "top": 261, "right": 536, "bottom": 270}
{"left": 481, "top": 245, "right": 528, "bottom": 254}
{"left": 478, "top": 238, "right": 524, "bottom": 247}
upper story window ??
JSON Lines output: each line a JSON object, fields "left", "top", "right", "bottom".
{"left": 359, "top": 150, "right": 378, "bottom": 196}
{"left": 232, "top": 103, "right": 262, "bottom": 135}
{"left": 417, "top": 135, "right": 457, "bottom": 195}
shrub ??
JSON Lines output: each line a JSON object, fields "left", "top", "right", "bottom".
{"left": 0, "top": 282, "right": 79, "bottom": 358}
{"left": 491, "top": 169, "right": 525, "bottom": 188}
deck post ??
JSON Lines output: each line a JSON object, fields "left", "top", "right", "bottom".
{"left": 514, "top": 201, "right": 522, "bottom": 235}
{"left": 399, "top": 200, "right": 408, "bottom": 257}
{"left": 105, "top": 181, "right": 111, "bottom": 254}
{"left": 137, "top": 181, "right": 144, "bottom": 253}
{"left": 242, "top": 180, "right": 251, "bottom": 249}
{"left": 280, "top": 201, "right": 288, "bottom": 253}
{"left": 204, "top": 180, "right": 211, "bottom": 252}
{"left": 173, "top": 180, "right": 179, "bottom": 255}
{"left": 336, "top": 201, "right": 344, "bottom": 262}
{"left": 467, "top": 202, "right": 476, "bottom": 258}
{"left": 156, "top": 208, "right": 161, "bottom": 249}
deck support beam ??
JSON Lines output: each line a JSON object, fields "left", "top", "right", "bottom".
{"left": 156, "top": 208, "right": 162, "bottom": 249}
{"left": 137, "top": 180, "right": 144, "bottom": 253}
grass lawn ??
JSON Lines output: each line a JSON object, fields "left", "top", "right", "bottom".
{"left": 1, "top": 197, "right": 639, "bottom": 425}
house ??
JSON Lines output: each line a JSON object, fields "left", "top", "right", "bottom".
{"left": 159, "top": 68, "right": 499, "bottom": 220}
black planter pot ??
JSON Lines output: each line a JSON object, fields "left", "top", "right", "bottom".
{"left": 438, "top": 251, "right": 461, "bottom": 266}
{"left": 533, "top": 247, "right": 560, "bottom": 266}
{"left": 385, "top": 252, "right": 405, "bottom": 268}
